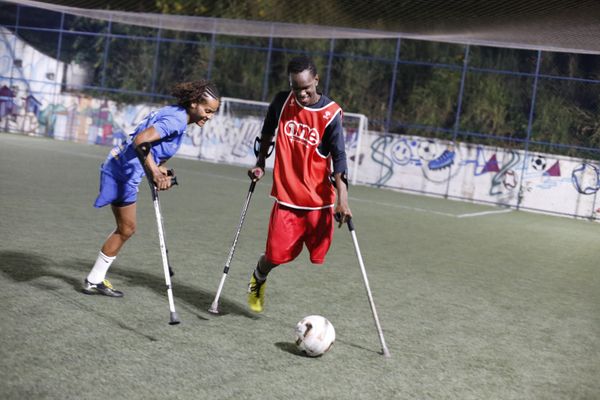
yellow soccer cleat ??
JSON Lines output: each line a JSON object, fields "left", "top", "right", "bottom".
{"left": 247, "top": 274, "right": 266, "bottom": 313}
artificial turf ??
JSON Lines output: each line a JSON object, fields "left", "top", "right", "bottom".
{"left": 1, "top": 133, "right": 599, "bottom": 399}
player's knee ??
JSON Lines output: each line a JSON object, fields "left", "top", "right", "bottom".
{"left": 117, "top": 222, "right": 136, "bottom": 239}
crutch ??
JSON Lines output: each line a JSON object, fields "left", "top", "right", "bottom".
{"left": 341, "top": 215, "right": 391, "bottom": 357}
{"left": 208, "top": 137, "right": 273, "bottom": 314}
{"left": 208, "top": 179, "right": 257, "bottom": 314}
{"left": 136, "top": 143, "right": 180, "bottom": 325}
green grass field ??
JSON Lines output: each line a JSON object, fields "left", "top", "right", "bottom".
{"left": 1, "top": 133, "right": 599, "bottom": 399}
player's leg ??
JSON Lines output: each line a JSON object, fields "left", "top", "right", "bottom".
{"left": 305, "top": 207, "right": 334, "bottom": 264}
{"left": 101, "top": 203, "right": 137, "bottom": 257}
{"left": 84, "top": 174, "right": 137, "bottom": 297}
{"left": 254, "top": 254, "right": 278, "bottom": 281}
{"left": 248, "top": 203, "right": 304, "bottom": 312}
{"left": 247, "top": 254, "right": 275, "bottom": 313}
{"left": 83, "top": 203, "right": 135, "bottom": 297}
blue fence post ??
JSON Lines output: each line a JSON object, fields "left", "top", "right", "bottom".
{"left": 8, "top": 5, "right": 21, "bottom": 90}
{"left": 452, "top": 45, "right": 470, "bottom": 142}
{"left": 5, "top": 5, "right": 20, "bottom": 133}
{"left": 52, "top": 12, "right": 65, "bottom": 138}
{"left": 150, "top": 16, "right": 162, "bottom": 96}
{"left": 324, "top": 38, "right": 335, "bottom": 95}
{"left": 207, "top": 23, "right": 217, "bottom": 80}
{"left": 384, "top": 37, "right": 401, "bottom": 134}
{"left": 100, "top": 16, "right": 112, "bottom": 89}
{"left": 54, "top": 12, "right": 65, "bottom": 83}
{"left": 516, "top": 49, "right": 542, "bottom": 210}
{"left": 261, "top": 29, "right": 274, "bottom": 102}
{"left": 443, "top": 44, "right": 470, "bottom": 199}
{"left": 376, "top": 37, "right": 401, "bottom": 188}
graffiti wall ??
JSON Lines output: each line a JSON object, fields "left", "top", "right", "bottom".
{"left": 354, "top": 132, "right": 599, "bottom": 219}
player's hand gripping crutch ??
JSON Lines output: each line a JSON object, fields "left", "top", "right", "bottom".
{"left": 337, "top": 214, "right": 391, "bottom": 357}
{"left": 208, "top": 179, "right": 257, "bottom": 314}
{"left": 136, "top": 142, "right": 180, "bottom": 325}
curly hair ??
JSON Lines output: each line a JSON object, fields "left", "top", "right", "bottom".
{"left": 171, "top": 80, "right": 220, "bottom": 108}
{"left": 287, "top": 56, "right": 318, "bottom": 77}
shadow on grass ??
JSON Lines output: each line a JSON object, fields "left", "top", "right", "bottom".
{"left": 0, "top": 250, "right": 161, "bottom": 341}
{"left": 112, "top": 266, "right": 257, "bottom": 319}
{"left": 275, "top": 341, "right": 303, "bottom": 356}
{"left": 0, "top": 250, "right": 255, "bottom": 319}
{"left": 0, "top": 250, "right": 81, "bottom": 289}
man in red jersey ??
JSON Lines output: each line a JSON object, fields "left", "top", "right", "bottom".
{"left": 246, "top": 55, "right": 352, "bottom": 313}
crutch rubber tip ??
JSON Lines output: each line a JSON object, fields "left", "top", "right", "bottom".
{"left": 169, "top": 312, "right": 180, "bottom": 325}
{"left": 382, "top": 348, "right": 391, "bottom": 358}
{"left": 208, "top": 303, "right": 219, "bottom": 314}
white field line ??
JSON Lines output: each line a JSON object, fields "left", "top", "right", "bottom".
{"left": 456, "top": 209, "right": 513, "bottom": 218}
{"left": 349, "top": 196, "right": 457, "bottom": 217}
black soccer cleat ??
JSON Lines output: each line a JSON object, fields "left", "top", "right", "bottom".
{"left": 82, "top": 279, "right": 124, "bottom": 297}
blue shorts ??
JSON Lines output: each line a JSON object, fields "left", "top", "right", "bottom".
{"left": 94, "top": 170, "right": 139, "bottom": 208}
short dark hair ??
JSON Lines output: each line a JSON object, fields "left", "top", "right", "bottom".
{"left": 287, "top": 56, "right": 318, "bottom": 77}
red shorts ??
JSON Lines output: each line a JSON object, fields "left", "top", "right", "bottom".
{"left": 265, "top": 202, "right": 334, "bottom": 265}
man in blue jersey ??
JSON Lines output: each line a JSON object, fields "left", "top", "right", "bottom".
{"left": 83, "top": 80, "right": 220, "bottom": 297}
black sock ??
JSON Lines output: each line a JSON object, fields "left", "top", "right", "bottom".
{"left": 254, "top": 265, "right": 268, "bottom": 282}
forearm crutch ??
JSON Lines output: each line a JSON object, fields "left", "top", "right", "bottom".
{"left": 136, "top": 143, "right": 180, "bottom": 325}
{"left": 208, "top": 179, "right": 256, "bottom": 314}
{"left": 344, "top": 216, "right": 391, "bottom": 357}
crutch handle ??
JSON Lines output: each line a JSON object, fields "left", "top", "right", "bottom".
{"left": 347, "top": 217, "right": 355, "bottom": 231}
{"left": 166, "top": 169, "right": 178, "bottom": 186}
{"left": 335, "top": 213, "right": 355, "bottom": 231}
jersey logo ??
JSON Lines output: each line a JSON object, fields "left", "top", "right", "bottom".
{"left": 283, "top": 120, "right": 319, "bottom": 147}
{"left": 324, "top": 111, "right": 331, "bottom": 120}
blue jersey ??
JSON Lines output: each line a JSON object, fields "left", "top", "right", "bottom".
{"left": 101, "top": 105, "right": 188, "bottom": 185}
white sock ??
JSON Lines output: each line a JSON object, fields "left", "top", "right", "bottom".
{"left": 87, "top": 251, "right": 116, "bottom": 284}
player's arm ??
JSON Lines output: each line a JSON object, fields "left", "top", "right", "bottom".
{"left": 248, "top": 96, "right": 280, "bottom": 181}
{"left": 333, "top": 172, "right": 351, "bottom": 226}
{"left": 326, "top": 113, "right": 352, "bottom": 226}
{"left": 251, "top": 129, "right": 274, "bottom": 180}
{"left": 134, "top": 126, "right": 172, "bottom": 190}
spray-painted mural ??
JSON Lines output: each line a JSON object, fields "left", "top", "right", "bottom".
{"left": 354, "top": 133, "right": 599, "bottom": 219}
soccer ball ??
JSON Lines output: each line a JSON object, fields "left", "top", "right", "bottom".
{"left": 294, "top": 315, "right": 336, "bottom": 357}
{"left": 531, "top": 155, "right": 547, "bottom": 171}
{"left": 571, "top": 163, "right": 600, "bottom": 195}
{"left": 417, "top": 139, "right": 438, "bottom": 161}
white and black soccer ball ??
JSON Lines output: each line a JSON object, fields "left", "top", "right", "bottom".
{"left": 416, "top": 139, "right": 438, "bottom": 161}
{"left": 531, "top": 155, "right": 547, "bottom": 171}
{"left": 571, "top": 163, "right": 600, "bottom": 195}
{"left": 294, "top": 315, "right": 336, "bottom": 357}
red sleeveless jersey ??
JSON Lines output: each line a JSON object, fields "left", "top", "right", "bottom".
{"left": 271, "top": 92, "right": 343, "bottom": 210}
